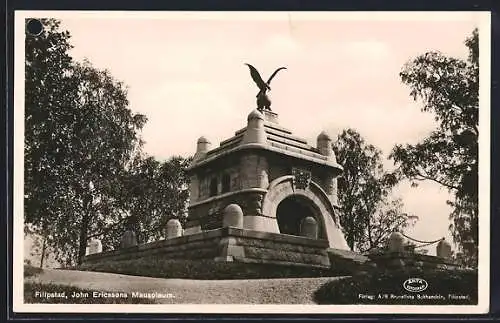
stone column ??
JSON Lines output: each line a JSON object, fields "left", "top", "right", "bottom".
{"left": 188, "top": 175, "right": 199, "bottom": 203}
{"left": 240, "top": 154, "right": 269, "bottom": 189}
{"left": 323, "top": 175, "right": 339, "bottom": 207}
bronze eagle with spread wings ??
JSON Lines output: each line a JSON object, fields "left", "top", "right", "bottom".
{"left": 245, "top": 63, "right": 287, "bottom": 111}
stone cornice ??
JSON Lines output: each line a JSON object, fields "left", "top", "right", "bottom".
{"left": 187, "top": 142, "right": 343, "bottom": 174}
{"left": 189, "top": 188, "right": 268, "bottom": 208}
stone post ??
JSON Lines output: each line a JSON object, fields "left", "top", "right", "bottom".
{"left": 223, "top": 204, "right": 244, "bottom": 228}
{"left": 193, "top": 136, "right": 211, "bottom": 162}
{"left": 387, "top": 231, "right": 405, "bottom": 252}
{"left": 120, "top": 230, "right": 138, "bottom": 249}
{"left": 88, "top": 238, "right": 102, "bottom": 255}
{"left": 436, "top": 239, "right": 452, "bottom": 259}
{"left": 317, "top": 131, "right": 340, "bottom": 206}
{"left": 300, "top": 216, "right": 318, "bottom": 239}
{"left": 316, "top": 131, "right": 336, "bottom": 161}
{"left": 242, "top": 109, "right": 266, "bottom": 144}
{"left": 166, "top": 219, "right": 183, "bottom": 239}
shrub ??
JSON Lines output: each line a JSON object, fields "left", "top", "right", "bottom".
{"left": 314, "top": 267, "right": 477, "bottom": 305}
{"left": 24, "top": 282, "right": 156, "bottom": 304}
{"left": 78, "top": 258, "right": 336, "bottom": 280}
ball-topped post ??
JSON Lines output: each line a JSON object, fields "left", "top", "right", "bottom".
{"left": 242, "top": 109, "right": 266, "bottom": 144}
{"left": 317, "top": 131, "right": 336, "bottom": 161}
{"left": 193, "top": 136, "right": 211, "bottom": 162}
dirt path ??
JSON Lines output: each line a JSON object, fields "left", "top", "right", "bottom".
{"left": 26, "top": 269, "right": 346, "bottom": 304}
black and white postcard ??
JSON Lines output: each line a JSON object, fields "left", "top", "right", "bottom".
{"left": 13, "top": 11, "right": 491, "bottom": 314}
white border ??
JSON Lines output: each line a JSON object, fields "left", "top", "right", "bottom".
{"left": 13, "top": 10, "right": 491, "bottom": 314}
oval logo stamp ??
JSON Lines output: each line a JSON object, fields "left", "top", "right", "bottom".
{"left": 403, "top": 278, "right": 428, "bottom": 293}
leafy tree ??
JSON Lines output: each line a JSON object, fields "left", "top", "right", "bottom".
{"left": 24, "top": 18, "right": 76, "bottom": 265}
{"left": 366, "top": 198, "right": 413, "bottom": 252}
{"left": 25, "top": 19, "right": 193, "bottom": 266}
{"left": 91, "top": 155, "right": 191, "bottom": 250}
{"left": 390, "top": 29, "right": 479, "bottom": 266}
{"left": 333, "top": 129, "right": 412, "bottom": 252}
{"left": 25, "top": 19, "right": 147, "bottom": 265}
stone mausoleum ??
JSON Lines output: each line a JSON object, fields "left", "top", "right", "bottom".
{"left": 184, "top": 108, "right": 350, "bottom": 251}
{"left": 83, "top": 105, "right": 459, "bottom": 274}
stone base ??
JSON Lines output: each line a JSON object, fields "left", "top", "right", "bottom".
{"left": 367, "top": 251, "right": 461, "bottom": 271}
{"left": 83, "top": 227, "right": 331, "bottom": 270}
{"left": 243, "top": 215, "right": 280, "bottom": 232}
{"left": 263, "top": 110, "right": 279, "bottom": 123}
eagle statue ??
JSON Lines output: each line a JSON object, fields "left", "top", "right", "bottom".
{"left": 244, "top": 63, "right": 287, "bottom": 112}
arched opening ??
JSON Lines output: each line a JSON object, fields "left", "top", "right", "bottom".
{"left": 276, "top": 195, "right": 323, "bottom": 238}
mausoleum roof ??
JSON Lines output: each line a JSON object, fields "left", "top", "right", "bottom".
{"left": 188, "top": 110, "right": 343, "bottom": 174}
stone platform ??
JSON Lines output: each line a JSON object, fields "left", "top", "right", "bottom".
{"left": 83, "top": 227, "right": 331, "bottom": 269}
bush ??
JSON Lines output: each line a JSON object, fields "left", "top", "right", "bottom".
{"left": 79, "top": 258, "right": 336, "bottom": 280}
{"left": 24, "top": 265, "right": 43, "bottom": 278}
{"left": 313, "top": 267, "right": 478, "bottom": 305}
{"left": 24, "top": 282, "right": 157, "bottom": 304}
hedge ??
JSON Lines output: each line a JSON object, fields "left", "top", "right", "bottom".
{"left": 24, "top": 265, "right": 43, "bottom": 278}
{"left": 313, "top": 267, "right": 478, "bottom": 305}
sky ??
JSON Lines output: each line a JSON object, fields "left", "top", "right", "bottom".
{"left": 46, "top": 12, "right": 483, "bottom": 254}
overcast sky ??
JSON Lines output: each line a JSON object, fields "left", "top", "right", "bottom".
{"left": 47, "top": 12, "right": 483, "bottom": 253}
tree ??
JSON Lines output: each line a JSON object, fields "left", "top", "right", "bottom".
{"left": 25, "top": 19, "right": 148, "bottom": 265}
{"left": 24, "top": 18, "right": 75, "bottom": 264}
{"left": 333, "top": 128, "right": 412, "bottom": 252}
{"left": 93, "top": 154, "right": 191, "bottom": 250}
{"left": 390, "top": 29, "right": 479, "bottom": 266}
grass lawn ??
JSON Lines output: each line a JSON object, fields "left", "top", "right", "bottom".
{"left": 23, "top": 265, "right": 341, "bottom": 304}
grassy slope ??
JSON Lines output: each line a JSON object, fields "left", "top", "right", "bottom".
{"left": 25, "top": 267, "right": 345, "bottom": 304}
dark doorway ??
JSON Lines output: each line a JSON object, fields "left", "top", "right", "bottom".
{"left": 276, "top": 196, "right": 320, "bottom": 237}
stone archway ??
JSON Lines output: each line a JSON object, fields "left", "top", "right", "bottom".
{"left": 261, "top": 175, "right": 350, "bottom": 250}
{"left": 275, "top": 195, "right": 324, "bottom": 239}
